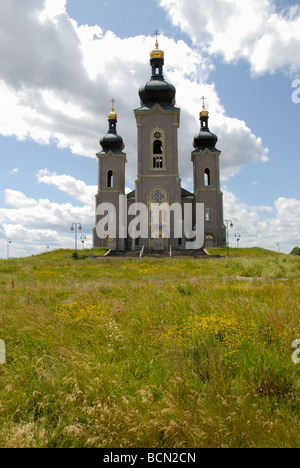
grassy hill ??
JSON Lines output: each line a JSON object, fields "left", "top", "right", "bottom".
{"left": 0, "top": 248, "right": 299, "bottom": 448}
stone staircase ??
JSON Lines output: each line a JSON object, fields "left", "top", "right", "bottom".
{"left": 105, "top": 248, "right": 218, "bottom": 258}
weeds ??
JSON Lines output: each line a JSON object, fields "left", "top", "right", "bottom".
{"left": 0, "top": 248, "right": 299, "bottom": 448}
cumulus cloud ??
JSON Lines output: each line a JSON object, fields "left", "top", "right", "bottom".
{"left": 37, "top": 169, "right": 97, "bottom": 207}
{"left": 0, "top": 0, "right": 268, "bottom": 186}
{"left": 274, "top": 197, "right": 300, "bottom": 235}
{"left": 0, "top": 189, "right": 93, "bottom": 232}
{"left": 39, "top": 0, "right": 67, "bottom": 23}
{"left": 0, "top": 222, "right": 5, "bottom": 237}
{"left": 4, "top": 224, "right": 66, "bottom": 246}
{"left": 0, "top": 223, "right": 85, "bottom": 258}
{"left": 159, "top": 0, "right": 300, "bottom": 75}
{"left": 10, "top": 168, "right": 19, "bottom": 175}
{"left": 223, "top": 187, "right": 300, "bottom": 251}
{"left": 4, "top": 190, "right": 38, "bottom": 208}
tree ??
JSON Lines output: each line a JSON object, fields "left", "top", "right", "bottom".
{"left": 290, "top": 246, "right": 300, "bottom": 255}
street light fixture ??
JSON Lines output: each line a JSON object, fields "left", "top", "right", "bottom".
{"left": 234, "top": 233, "right": 241, "bottom": 248}
{"left": 80, "top": 235, "right": 87, "bottom": 249}
{"left": 224, "top": 220, "right": 233, "bottom": 257}
{"left": 7, "top": 240, "right": 12, "bottom": 259}
{"left": 70, "top": 223, "right": 83, "bottom": 255}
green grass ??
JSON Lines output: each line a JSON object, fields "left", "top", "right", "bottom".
{"left": 0, "top": 248, "right": 299, "bottom": 448}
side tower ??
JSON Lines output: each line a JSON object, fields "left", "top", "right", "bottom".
{"left": 192, "top": 101, "right": 226, "bottom": 247}
{"left": 133, "top": 37, "right": 182, "bottom": 251}
{"left": 93, "top": 101, "right": 127, "bottom": 251}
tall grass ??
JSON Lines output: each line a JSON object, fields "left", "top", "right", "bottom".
{"left": 0, "top": 248, "right": 299, "bottom": 447}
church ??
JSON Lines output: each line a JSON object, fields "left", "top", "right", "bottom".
{"left": 93, "top": 36, "right": 227, "bottom": 252}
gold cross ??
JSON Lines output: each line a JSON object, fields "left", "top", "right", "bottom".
{"left": 201, "top": 96, "right": 206, "bottom": 108}
{"left": 110, "top": 98, "right": 116, "bottom": 111}
{"left": 154, "top": 29, "right": 160, "bottom": 48}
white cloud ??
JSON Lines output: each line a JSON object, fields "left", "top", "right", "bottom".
{"left": 41, "top": 90, "right": 86, "bottom": 120}
{"left": 0, "top": 222, "right": 5, "bottom": 237}
{"left": 223, "top": 188, "right": 300, "bottom": 252}
{"left": 0, "top": 189, "right": 93, "bottom": 232}
{"left": 37, "top": 169, "right": 97, "bottom": 207}
{"left": 0, "top": 0, "right": 268, "bottom": 184}
{"left": 159, "top": 0, "right": 300, "bottom": 75}
{"left": 0, "top": 223, "right": 91, "bottom": 259}
{"left": 10, "top": 168, "right": 19, "bottom": 175}
{"left": 0, "top": 168, "right": 97, "bottom": 258}
{"left": 274, "top": 197, "right": 300, "bottom": 232}
{"left": 4, "top": 190, "right": 38, "bottom": 208}
{"left": 39, "top": 0, "right": 67, "bottom": 23}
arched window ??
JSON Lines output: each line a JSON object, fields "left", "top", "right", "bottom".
{"left": 153, "top": 157, "right": 163, "bottom": 169}
{"left": 205, "top": 207, "right": 212, "bottom": 222}
{"left": 107, "top": 170, "right": 114, "bottom": 188}
{"left": 151, "top": 128, "right": 165, "bottom": 170}
{"left": 204, "top": 168, "right": 211, "bottom": 187}
{"left": 153, "top": 140, "right": 163, "bottom": 168}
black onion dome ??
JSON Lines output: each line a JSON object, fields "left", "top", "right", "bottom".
{"left": 193, "top": 106, "right": 218, "bottom": 150}
{"left": 193, "top": 130, "right": 218, "bottom": 150}
{"left": 100, "top": 130, "right": 125, "bottom": 151}
{"left": 139, "top": 79, "right": 176, "bottom": 106}
{"left": 100, "top": 104, "right": 125, "bottom": 152}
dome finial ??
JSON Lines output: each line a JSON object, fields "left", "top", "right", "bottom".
{"left": 154, "top": 29, "right": 159, "bottom": 49}
{"left": 150, "top": 29, "right": 164, "bottom": 59}
{"left": 108, "top": 98, "right": 117, "bottom": 120}
{"left": 200, "top": 95, "right": 209, "bottom": 117}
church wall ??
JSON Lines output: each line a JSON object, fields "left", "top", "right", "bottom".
{"left": 133, "top": 105, "right": 182, "bottom": 251}
{"left": 192, "top": 150, "right": 225, "bottom": 247}
{"left": 98, "top": 152, "right": 126, "bottom": 194}
{"left": 135, "top": 108, "right": 180, "bottom": 178}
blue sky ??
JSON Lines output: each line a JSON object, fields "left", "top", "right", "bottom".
{"left": 0, "top": 0, "right": 299, "bottom": 257}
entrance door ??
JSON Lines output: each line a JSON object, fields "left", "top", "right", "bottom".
{"left": 204, "top": 234, "right": 216, "bottom": 248}
{"left": 152, "top": 239, "right": 165, "bottom": 251}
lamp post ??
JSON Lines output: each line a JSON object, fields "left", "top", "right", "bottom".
{"left": 70, "top": 223, "right": 82, "bottom": 255}
{"left": 234, "top": 233, "right": 241, "bottom": 248}
{"left": 224, "top": 220, "right": 233, "bottom": 257}
{"left": 276, "top": 242, "right": 281, "bottom": 253}
{"left": 7, "top": 240, "right": 11, "bottom": 259}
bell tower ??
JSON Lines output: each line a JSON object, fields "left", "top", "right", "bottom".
{"left": 133, "top": 35, "right": 182, "bottom": 251}
{"left": 192, "top": 99, "right": 226, "bottom": 247}
{"left": 93, "top": 100, "right": 127, "bottom": 251}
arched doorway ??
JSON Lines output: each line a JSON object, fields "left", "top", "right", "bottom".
{"left": 204, "top": 233, "right": 216, "bottom": 248}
